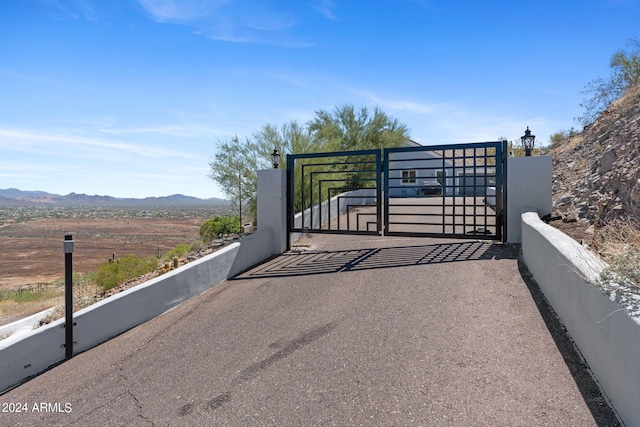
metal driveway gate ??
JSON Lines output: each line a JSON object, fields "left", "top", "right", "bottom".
{"left": 287, "top": 141, "right": 506, "bottom": 242}
{"left": 383, "top": 141, "right": 506, "bottom": 241}
{"left": 287, "top": 150, "right": 382, "bottom": 235}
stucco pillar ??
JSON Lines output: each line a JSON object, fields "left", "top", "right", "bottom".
{"left": 257, "top": 169, "right": 287, "bottom": 255}
{"left": 506, "top": 156, "right": 552, "bottom": 243}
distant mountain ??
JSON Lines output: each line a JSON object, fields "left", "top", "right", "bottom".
{"left": 0, "top": 188, "right": 230, "bottom": 207}
{"left": 0, "top": 195, "right": 30, "bottom": 207}
{"left": 0, "top": 188, "right": 55, "bottom": 198}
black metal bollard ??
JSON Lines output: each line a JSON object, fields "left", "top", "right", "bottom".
{"left": 63, "top": 234, "right": 74, "bottom": 359}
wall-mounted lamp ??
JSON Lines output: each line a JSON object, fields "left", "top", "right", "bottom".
{"left": 271, "top": 148, "right": 281, "bottom": 169}
{"left": 521, "top": 127, "right": 536, "bottom": 157}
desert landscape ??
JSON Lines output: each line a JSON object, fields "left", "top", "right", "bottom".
{"left": 0, "top": 206, "right": 229, "bottom": 290}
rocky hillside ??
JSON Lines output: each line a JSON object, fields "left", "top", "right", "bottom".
{"left": 550, "top": 85, "right": 640, "bottom": 226}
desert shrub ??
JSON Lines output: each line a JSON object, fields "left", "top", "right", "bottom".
{"left": 189, "top": 239, "right": 206, "bottom": 252}
{"left": 93, "top": 254, "right": 158, "bottom": 291}
{"left": 577, "top": 37, "right": 640, "bottom": 126}
{"left": 594, "top": 218, "right": 640, "bottom": 291}
{"left": 0, "top": 285, "right": 60, "bottom": 304}
{"left": 600, "top": 248, "right": 640, "bottom": 291}
{"left": 549, "top": 128, "right": 578, "bottom": 147}
{"left": 199, "top": 215, "right": 241, "bottom": 242}
{"left": 163, "top": 244, "right": 190, "bottom": 262}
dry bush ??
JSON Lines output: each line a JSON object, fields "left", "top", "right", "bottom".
{"left": 592, "top": 218, "right": 640, "bottom": 291}
{"left": 1, "top": 240, "right": 228, "bottom": 327}
{"left": 0, "top": 286, "right": 64, "bottom": 321}
{"left": 550, "top": 133, "right": 584, "bottom": 156}
{"left": 1, "top": 276, "right": 104, "bottom": 327}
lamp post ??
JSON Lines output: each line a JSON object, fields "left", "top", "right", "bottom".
{"left": 63, "top": 234, "right": 75, "bottom": 359}
{"left": 521, "top": 127, "right": 536, "bottom": 157}
{"left": 271, "top": 148, "right": 280, "bottom": 169}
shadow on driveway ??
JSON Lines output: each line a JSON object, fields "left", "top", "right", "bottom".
{"left": 237, "top": 238, "right": 621, "bottom": 426}
{"left": 517, "top": 256, "right": 621, "bottom": 426}
{"left": 237, "top": 241, "right": 517, "bottom": 279}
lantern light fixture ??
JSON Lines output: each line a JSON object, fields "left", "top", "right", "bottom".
{"left": 271, "top": 148, "right": 281, "bottom": 169}
{"left": 521, "top": 127, "right": 536, "bottom": 157}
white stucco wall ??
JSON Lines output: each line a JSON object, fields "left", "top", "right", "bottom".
{"left": 257, "top": 169, "right": 287, "bottom": 255}
{"left": 291, "top": 188, "right": 377, "bottom": 242}
{"left": 507, "top": 156, "right": 552, "bottom": 243}
{"left": 521, "top": 211, "right": 640, "bottom": 426}
{"left": 0, "top": 307, "right": 56, "bottom": 346}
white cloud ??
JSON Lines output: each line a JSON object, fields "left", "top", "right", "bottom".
{"left": 136, "top": 0, "right": 230, "bottom": 23}
{"left": 245, "top": 10, "right": 297, "bottom": 31}
{"left": 138, "top": 0, "right": 313, "bottom": 47}
{"left": 403, "top": 0, "right": 438, "bottom": 11}
{"left": 95, "top": 115, "right": 237, "bottom": 139}
{"left": 0, "top": 132, "right": 220, "bottom": 198}
{"left": 380, "top": 99, "right": 438, "bottom": 115}
{"left": 355, "top": 90, "right": 441, "bottom": 115}
{"left": 343, "top": 88, "right": 551, "bottom": 145}
{"left": 201, "top": 31, "right": 313, "bottom": 47}
{"left": 41, "top": 0, "right": 99, "bottom": 21}
{"left": 98, "top": 125, "right": 197, "bottom": 138}
{"left": 0, "top": 128, "right": 200, "bottom": 161}
{"left": 0, "top": 161, "right": 59, "bottom": 173}
{"left": 310, "top": 0, "right": 337, "bottom": 20}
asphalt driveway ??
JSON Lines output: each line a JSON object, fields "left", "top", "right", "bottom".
{"left": 1, "top": 234, "right": 619, "bottom": 426}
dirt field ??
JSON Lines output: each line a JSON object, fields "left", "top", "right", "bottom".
{"left": 0, "top": 217, "right": 209, "bottom": 289}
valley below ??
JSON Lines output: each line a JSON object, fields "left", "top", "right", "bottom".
{"left": 0, "top": 206, "right": 230, "bottom": 290}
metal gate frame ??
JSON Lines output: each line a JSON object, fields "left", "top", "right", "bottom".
{"left": 383, "top": 141, "right": 507, "bottom": 242}
{"left": 286, "top": 141, "right": 507, "bottom": 244}
{"left": 287, "top": 149, "right": 383, "bottom": 236}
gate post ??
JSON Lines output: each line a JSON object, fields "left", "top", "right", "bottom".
{"left": 506, "top": 156, "right": 552, "bottom": 243}
{"left": 257, "top": 169, "right": 287, "bottom": 255}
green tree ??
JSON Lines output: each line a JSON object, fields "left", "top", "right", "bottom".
{"left": 308, "top": 105, "right": 409, "bottom": 152}
{"left": 305, "top": 105, "right": 409, "bottom": 202}
{"left": 208, "top": 135, "right": 261, "bottom": 223}
{"left": 209, "top": 122, "right": 311, "bottom": 223}
{"left": 208, "top": 105, "right": 410, "bottom": 218}
{"left": 253, "top": 120, "right": 316, "bottom": 214}
{"left": 577, "top": 37, "right": 640, "bottom": 126}
{"left": 253, "top": 120, "right": 315, "bottom": 160}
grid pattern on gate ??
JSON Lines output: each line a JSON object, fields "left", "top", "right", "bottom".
{"left": 383, "top": 141, "right": 506, "bottom": 240}
{"left": 287, "top": 150, "right": 382, "bottom": 235}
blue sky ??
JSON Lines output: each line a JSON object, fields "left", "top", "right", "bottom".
{"left": 1, "top": 0, "right": 638, "bottom": 199}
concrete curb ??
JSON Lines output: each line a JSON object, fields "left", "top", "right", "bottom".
{"left": 521, "top": 210, "right": 640, "bottom": 426}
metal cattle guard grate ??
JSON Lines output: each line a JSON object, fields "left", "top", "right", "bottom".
{"left": 286, "top": 141, "right": 507, "bottom": 242}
